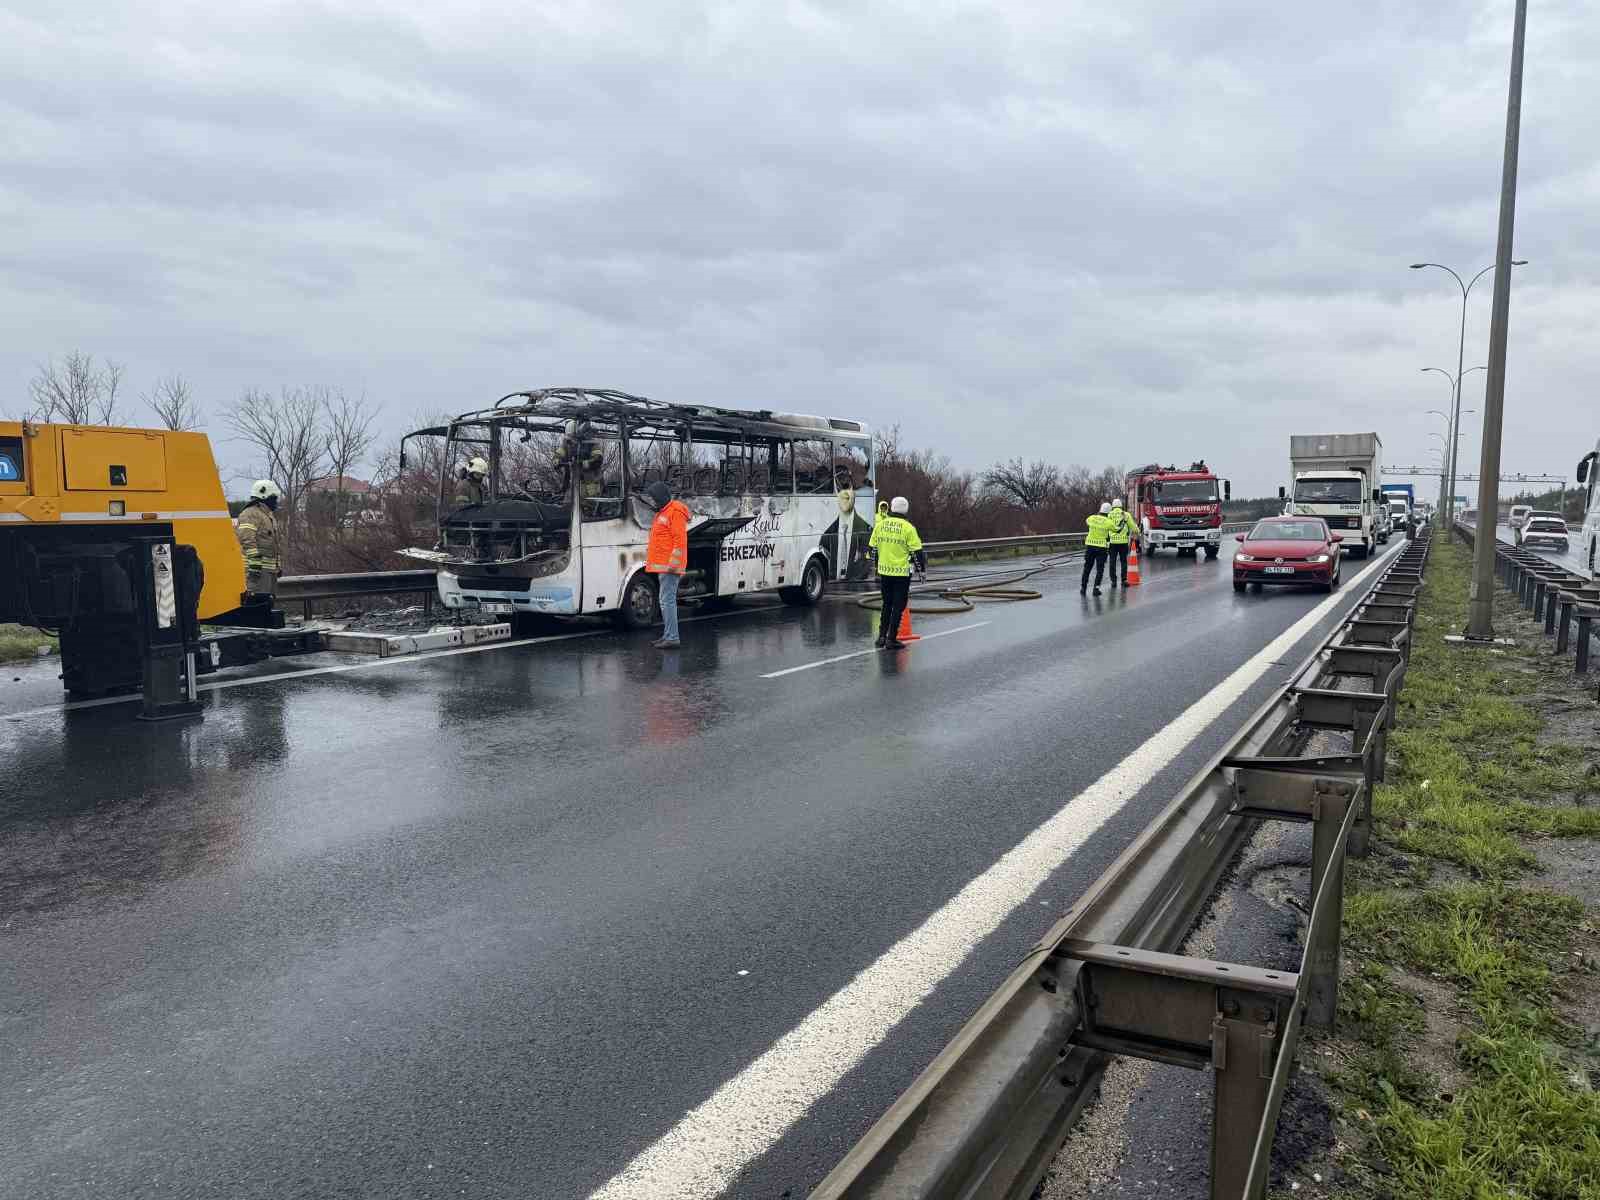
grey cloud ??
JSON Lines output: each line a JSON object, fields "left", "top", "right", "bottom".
{"left": 2, "top": 1, "right": 1598, "bottom": 495}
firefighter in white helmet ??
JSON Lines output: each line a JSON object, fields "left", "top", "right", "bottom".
{"left": 454, "top": 456, "right": 490, "bottom": 507}
{"left": 236, "top": 479, "right": 282, "bottom": 598}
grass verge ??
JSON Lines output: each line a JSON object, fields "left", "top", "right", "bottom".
{"left": 1286, "top": 536, "right": 1600, "bottom": 1200}
{"left": 0, "top": 623, "right": 55, "bottom": 663}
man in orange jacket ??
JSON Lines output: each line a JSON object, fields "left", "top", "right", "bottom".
{"left": 644, "top": 481, "right": 690, "bottom": 648}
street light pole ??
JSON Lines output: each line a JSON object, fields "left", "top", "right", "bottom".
{"left": 1467, "top": 0, "right": 1528, "bottom": 640}
{"left": 1421, "top": 369, "right": 1484, "bottom": 525}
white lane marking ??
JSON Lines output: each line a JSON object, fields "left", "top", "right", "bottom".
{"left": 0, "top": 603, "right": 784, "bottom": 724}
{"left": 586, "top": 542, "right": 1402, "bottom": 1200}
{"left": 759, "top": 622, "right": 991, "bottom": 679}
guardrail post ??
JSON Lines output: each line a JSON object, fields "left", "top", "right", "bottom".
{"left": 1212, "top": 1009, "right": 1287, "bottom": 1200}
{"left": 1578, "top": 612, "right": 1593, "bottom": 674}
{"left": 1558, "top": 596, "right": 1575, "bottom": 654}
{"left": 1545, "top": 589, "right": 1559, "bottom": 635}
{"left": 1306, "top": 783, "right": 1352, "bottom": 1029}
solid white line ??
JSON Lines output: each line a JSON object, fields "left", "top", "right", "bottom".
{"left": 0, "top": 603, "right": 785, "bottom": 724}
{"left": 759, "top": 622, "right": 992, "bottom": 678}
{"left": 585, "top": 541, "right": 1402, "bottom": 1200}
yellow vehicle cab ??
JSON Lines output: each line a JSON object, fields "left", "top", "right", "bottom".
{"left": 0, "top": 420, "right": 249, "bottom": 694}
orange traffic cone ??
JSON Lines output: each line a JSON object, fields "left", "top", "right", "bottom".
{"left": 896, "top": 602, "right": 921, "bottom": 642}
{"left": 1126, "top": 543, "right": 1143, "bottom": 586}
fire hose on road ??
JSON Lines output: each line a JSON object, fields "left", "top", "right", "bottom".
{"left": 856, "top": 551, "right": 1078, "bottom": 614}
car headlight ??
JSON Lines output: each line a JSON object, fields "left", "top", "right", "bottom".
{"left": 1235, "top": 553, "right": 1255, "bottom": 562}
{"left": 1307, "top": 554, "right": 1330, "bottom": 564}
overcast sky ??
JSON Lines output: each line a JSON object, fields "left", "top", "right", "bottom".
{"left": 3, "top": 1, "right": 1596, "bottom": 498}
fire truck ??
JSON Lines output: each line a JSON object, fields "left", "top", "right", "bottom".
{"left": 1123, "top": 461, "right": 1231, "bottom": 559}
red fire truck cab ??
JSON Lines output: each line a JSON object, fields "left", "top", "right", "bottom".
{"left": 1124, "top": 461, "right": 1231, "bottom": 559}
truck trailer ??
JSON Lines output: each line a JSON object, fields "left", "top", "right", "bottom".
{"left": 1380, "top": 483, "right": 1415, "bottom": 534}
{"left": 1281, "top": 433, "right": 1385, "bottom": 558}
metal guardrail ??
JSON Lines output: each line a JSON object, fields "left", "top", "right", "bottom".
{"left": 924, "top": 523, "right": 1255, "bottom": 561}
{"left": 270, "top": 526, "right": 1264, "bottom": 613}
{"left": 1456, "top": 521, "right": 1600, "bottom": 677}
{"left": 811, "top": 531, "right": 1432, "bottom": 1200}
{"left": 275, "top": 569, "right": 438, "bottom": 619}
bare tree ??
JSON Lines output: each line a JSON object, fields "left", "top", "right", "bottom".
{"left": 27, "top": 352, "right": 124, "bottom": 425}
{"left": 982, "top": 457, "right": 1064, "bottom": 510}
{"left": 223, "top": 386, "right": 333, "bottom": 566}
{"left": 320, "top": 390, "right": 379, "bottom": 535}
{"left": 143, "top": 374, "right": 202, "bottom": 430}
{"left": 97, "top": 360, "right": 124, "bottom": 425}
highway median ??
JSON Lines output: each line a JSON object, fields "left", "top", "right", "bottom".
{"left": 1287, "top": 534, "right": 1600, "bottom": 1200}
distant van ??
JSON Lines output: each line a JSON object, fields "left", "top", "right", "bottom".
{"left": 1508, "top": 504, "right": 1533, "bottom": 530}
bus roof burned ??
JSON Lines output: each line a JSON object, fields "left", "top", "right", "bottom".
{"left": 458, "top": 387, "right": 871, "bottom": 443}
{"left": 398, "top": 388, "right": 874, "bottom": 576}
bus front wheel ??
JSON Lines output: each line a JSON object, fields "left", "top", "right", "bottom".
{"left": 618, "top": 572, "right": 659, "bottom": 630}
{"left": 781, "top": 557, "right": 827, "bottom": 606}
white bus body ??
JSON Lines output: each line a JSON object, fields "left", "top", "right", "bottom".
{"left": 399, "top": 389, "right": 876, "bottom": 627}
{"left": 1575, "top": 441, "right": 1600, "bottom": 576}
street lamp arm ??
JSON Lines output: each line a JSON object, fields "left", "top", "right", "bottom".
{"left": 1466, "top": 259, "right": 1527, "bottom": 298}
{"left": 1410, "top": 262, "right": 1467, "bottom": 294}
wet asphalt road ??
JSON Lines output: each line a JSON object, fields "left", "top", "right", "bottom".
{"left": 2, "top": 543, "right": 1404, "bottom": 1200}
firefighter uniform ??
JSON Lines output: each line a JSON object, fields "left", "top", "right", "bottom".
{"left": 235, "top": 499, "right": 280, "bottom": 597}
{"left": 1107, "top": 502, "right": 1138, "bottom": 587}
{"left": 454, "top": 477, "right": 487, "bottom": 507}
{"left": 869, "top": 508, "right": 924, "bottom": 648}
{"left": 1082, "top": 508, "right": 1112, "bottom": 595}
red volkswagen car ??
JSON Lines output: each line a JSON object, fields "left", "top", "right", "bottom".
{"left": 1233, "top": 517, "right": 1343, "bottom": 593}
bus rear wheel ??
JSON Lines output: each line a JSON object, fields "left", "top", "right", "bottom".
{"left": 781, "top": 557, "right": 827, "bottom": 606}
{"left": 617, "top": 572, "right": 659, "bottom": 630}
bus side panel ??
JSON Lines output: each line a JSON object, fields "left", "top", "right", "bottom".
{"left": 782, "top": 495, "right": 833, "bottom": 585}
{"left": 575, "top": 515, "right": 642, "bottom": 613}
{"left": 716, "top": 502, "right": 778, "bottom": 596}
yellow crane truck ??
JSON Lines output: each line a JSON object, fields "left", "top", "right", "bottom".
{"left": 0, "top": 420, "right": 305, "bottom": 714}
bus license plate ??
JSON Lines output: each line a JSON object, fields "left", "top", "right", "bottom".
{"left": 480, "top": 601, "right": 514, "bottom": 614}
{"left": 1264, "top": 566, "right": 1294, "bottom": 575}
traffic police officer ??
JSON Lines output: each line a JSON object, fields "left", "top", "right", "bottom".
{"left": 868, "top": 496, "right": 926, "bottom": 649}
{"left": 1106, "top": 498, "right": 1138, "bottom": 588}
{"left": 1082, "top": 502, "right": 1112, "bottom": 596}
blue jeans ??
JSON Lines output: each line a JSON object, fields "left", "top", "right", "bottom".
{"left": 657, "top": 572, "right": 681, "bottom": 641}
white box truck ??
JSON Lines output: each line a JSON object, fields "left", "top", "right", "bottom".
{"left": 1281, "top": 433, "right": 1385, "bottom": 558}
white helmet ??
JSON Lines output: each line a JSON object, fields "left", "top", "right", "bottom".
{"left": 250, "top": 479, "right": 282, "bottom": 502}
{"left": 1099, "top": 501, "right": 1112, "bottom": 514}
{"left": 1111, "top": 497, "right": 1125, "bottom": 509}
{"left": 890, "top": 496, "right": 910, "bottom": 515}
{"left": 465, "top": 456, "right": 489, "bottom": 478}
